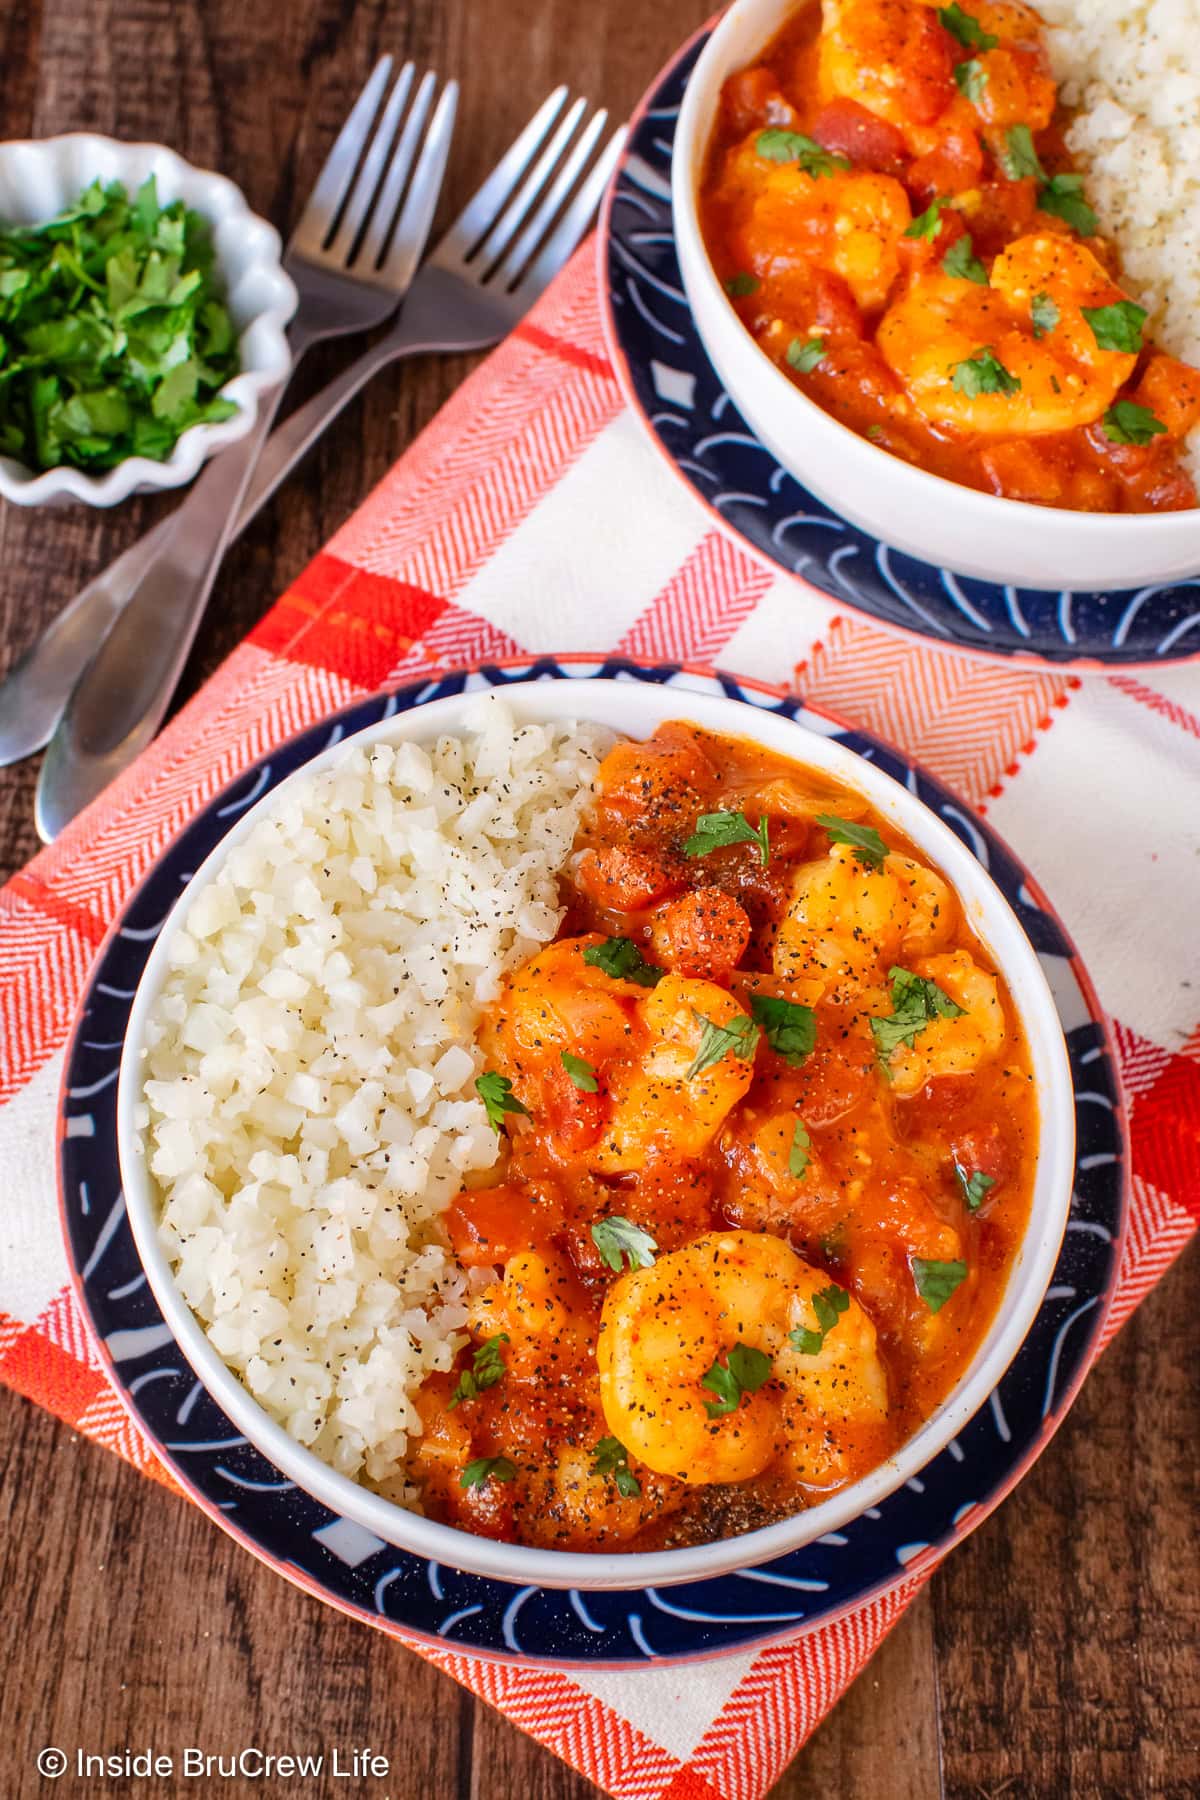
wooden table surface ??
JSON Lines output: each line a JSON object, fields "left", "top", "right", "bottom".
{"left": 1, "top": 2, "right": 1196, "bottom": 1795}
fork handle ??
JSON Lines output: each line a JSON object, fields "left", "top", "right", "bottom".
{"left": 35, "top": 333, "right": 315, "bottom": 839}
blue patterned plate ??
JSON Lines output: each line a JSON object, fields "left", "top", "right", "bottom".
{"left": 600, "top": 30, "right": 1200, "bottom": 666}
{"left": 60, "top": 658, "right": 1125, "bottom": 1666}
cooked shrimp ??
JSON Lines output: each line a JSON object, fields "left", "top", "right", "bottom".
{"left": 488, "top": 936, "right": 639, "bottom": 1071}
{"left": 598, "top": 1230, "right": 889, "bottom": 1486}
{"left": 885, "top": 948, "right": 1007, "bottom": 1095}
{"left": 773, "top": 844, "right": 955, "bottom": 998}
{"left": 590, "top": 974, "right": 757, "bottom": 1173}
{"left": 511, "top": 1445, "right": 682, "bottom": 1550}
{"left": 889, "top": 853, "right": 957, "bottom": 954}
{"left": 721, "top": 137, "right": 911, "bottom": 312}
{"left": 878, "top": 236, "right": 1140, "bottom": 434}
{"left": 469, "top": 1249, "right": 596, "bottom": 1391}
{"left": 819, "top": 0, "right": 1050, "bottom": 149}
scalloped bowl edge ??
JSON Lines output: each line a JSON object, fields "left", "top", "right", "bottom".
{"left": 0, "top": 134, "right": 296, "bottom": 506}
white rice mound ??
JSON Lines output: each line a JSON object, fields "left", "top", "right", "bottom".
{"left": 1038, "top": 0, "right": 1200, "bottom": 470}
{"left": 137, "top": 697, "right": 611, "bottom": 1500}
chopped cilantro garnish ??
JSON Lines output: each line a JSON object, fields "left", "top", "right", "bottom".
{"left": 475, "top": 1071, "right": 530, "bottom": 1133}
{"left": 591, "top": 1215, "right": 658, "bottom": 1273}
{"left": 938, "top": 4, "right": 999, "bottom": 51}
{"left": 950, "top": 347, "right": 1021, "bottom": 396}
{"left": 816, "top": 811, "right": 888, "bottom": 869}
{"left": 954, "top": 1162, "right": 997, "bottom": 1212}
{"left": 912, "top": 1257, "right": 968, "bottom": 1313}
{"left": 1102, "top": 400, "right": 1167, "bottom": 445}
{"left": 592, "top": 1435, "right": 641, "bottom": 1497}
{"left": 701, "top": 1344, "right": 773, "bottom": 1417}
{"left": 870, "top": 966, "right": 965, "bottom": 1066}
{"left": 787, "top": 335, "right": 826, "bottom": 374}
{"left": 725, "top": 271, "right": 760, "bottom": 297}
{"left": 749, "top": 993, "right": 817, "bottom": 1066}
{"left": 755, "top": 129, "right": 850, "bottom": 178}
{"left": 954, "top": 58, "right": 988, "bottom": 102}
{"left": 460, "top": 1455, "right": 517, "bottom": 1490}
{"left": 561, "top": 1051, "right": 599, "bottom": 1092}
{"left": 684, "top": 808, "right": 770, "bottom": 865}
{"left": 1082, "top": 299, "right": 1146, "bottom": 354}
{"left": 941, "top": 234, "right": 987, "bottom": 284}
{"left": 0, "top": 175, "right": 240, "bottom": 473}
{"left": 904, "top": 198, "right": 946, "bottom": 242}
{"left": 1031, "top": 292, "right": 1060, "bottom": 338}
{"left": 687, "top": 1010, "right": 760, "bottom": 1080}
{"left": 789, "top": 1281, "right": 849, "bottom": 1355}
{"left": 582, "top": 936, "right": 663, "bottom": 987}
{"left": 448, "top": 1333, "right": 509, "bottom": 1408}
{"left": 998, "top": 124, "right": 1044, "bottom": 182}
{"left": 788, "top": 1118, "right": 812, "bottom": 1180}
{"left": 1038, "top": 172, "right": 1098, "bottom": 236}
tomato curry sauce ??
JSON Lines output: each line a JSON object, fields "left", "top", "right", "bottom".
{"left": 413, "top": 724, "right": 1037, "bottom": 1551}
{"left": 698, "top": 0, "right": 1200, "bottom": 511}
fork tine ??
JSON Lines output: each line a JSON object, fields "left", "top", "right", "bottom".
{"left": 354, "top": 69, "right": 434, "bottom": 268}
{"left": 435, "top": 86, "right": 569, "bottom": 264}
{"left": 327, "top": 62, "right": 415, "bottom": 261}
{"left": 513, "top": 126, "right": 628, "bottom": 302}
{"left": 470, "top": 97, "right": 588, "bottom": 276}
{"left": 292, "top": 55, "right": 394, "bottom": 249}
{"left": 373, "top": 79, "right": 459, "bottom": 282}
{"left": 496, "top": 107, "right": 608, "bottom": 288}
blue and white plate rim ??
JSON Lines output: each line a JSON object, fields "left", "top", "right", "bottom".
{"left": 57, "top": 654, "right": 1129, "bottom": 1668}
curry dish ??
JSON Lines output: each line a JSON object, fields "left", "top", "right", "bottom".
{"left": 698, "top": 0, "right": 1200, "bottom": 511}
{"left": 414, "top": 723, "right": 1037, "bottom": 1549}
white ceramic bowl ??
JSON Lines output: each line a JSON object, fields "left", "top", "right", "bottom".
{"left": 117, "top": 678, "right": 1075, "bottom": 1590}
{"left": 0, "top": 134, "right": 296, "bottom": 506}
{"left": 671, "top": 0, "right": 1200, "bottom": 591}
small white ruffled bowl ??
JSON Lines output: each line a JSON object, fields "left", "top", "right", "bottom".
{"left": 0, "top": 134, "right": 297, "bottom": 507}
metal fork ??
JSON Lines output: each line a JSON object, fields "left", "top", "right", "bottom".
{"left": 2, "top": 91, "right": 623, "bottom": 796}
{"left": 33, "top": 58, "right": 457, "bottom": 840}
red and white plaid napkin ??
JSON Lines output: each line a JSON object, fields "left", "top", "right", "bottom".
{"left": 2, "top": 239, "right": 1197, "bottom": 1799}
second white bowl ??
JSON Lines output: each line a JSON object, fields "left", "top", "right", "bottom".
{"left": 670, "top": 0, "right": 1200, "bottom": 591}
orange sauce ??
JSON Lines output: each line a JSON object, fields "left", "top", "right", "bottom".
{"left": 414, "top": 723, "right": 1037, "bottom": 1551}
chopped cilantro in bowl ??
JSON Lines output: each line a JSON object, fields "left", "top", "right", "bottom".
{"left": 0, "top": 174, "right": 241, "bottom": 474}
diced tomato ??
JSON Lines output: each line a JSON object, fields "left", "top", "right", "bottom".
{"left": 540, "top": 1056, "right": 608, "bottom": 1156}
{"left": 721, "top": 65, "right": 799, "bottom": 137}
{"left": 789, "top": 1010, "right": 877, "bottom": 1126}
{"left": 980, "top": 439, "right": 1065, "bottom": 505}
{"left": 812, "top": 98, "right": 908, "bottom": 176}
{"left": 649, "top": 887, "right": 752, "bottom": 982}
{"left": 1122, "top": 459, "right": 1197, "bottom": 513}
{"left": 908, "top": 1074, "right": 976, "bottom": 1122}
{"left": 906, "top": 124, "right": 984, "bottom": 203}
{"left": 950, "top": 1122, "right": 1015, "bottom": 1192}
{"left": 1132, "top": 355, "right": 1200, "bottom": 441}
{"left": 576, "top": 845, "right": 680, "bottom": 912}
{"left": 445, "top": 1183, "right": 560, "bottom": 1266}
{"left": 900, "top": 6, "right": 958, "bottom": 124}
{"left": 968, "top": 175, "right": 1038, "bottom": 252}
{"left": 1085, "top": 421, "right": 1198, "bottom": 512}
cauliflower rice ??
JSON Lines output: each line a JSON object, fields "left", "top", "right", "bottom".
{"left": 1039, "top": 0, "right": 1200, "bottom": 472}
{"left": 137, "top": 699, "right": 611, "bottom": 1501}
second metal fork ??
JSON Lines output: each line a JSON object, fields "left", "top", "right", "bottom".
{"left": 6, "top": 89, "right": 624, "bottom": 798}
{"left": 32, "top": 57, "right": 458, "bottom": 838}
